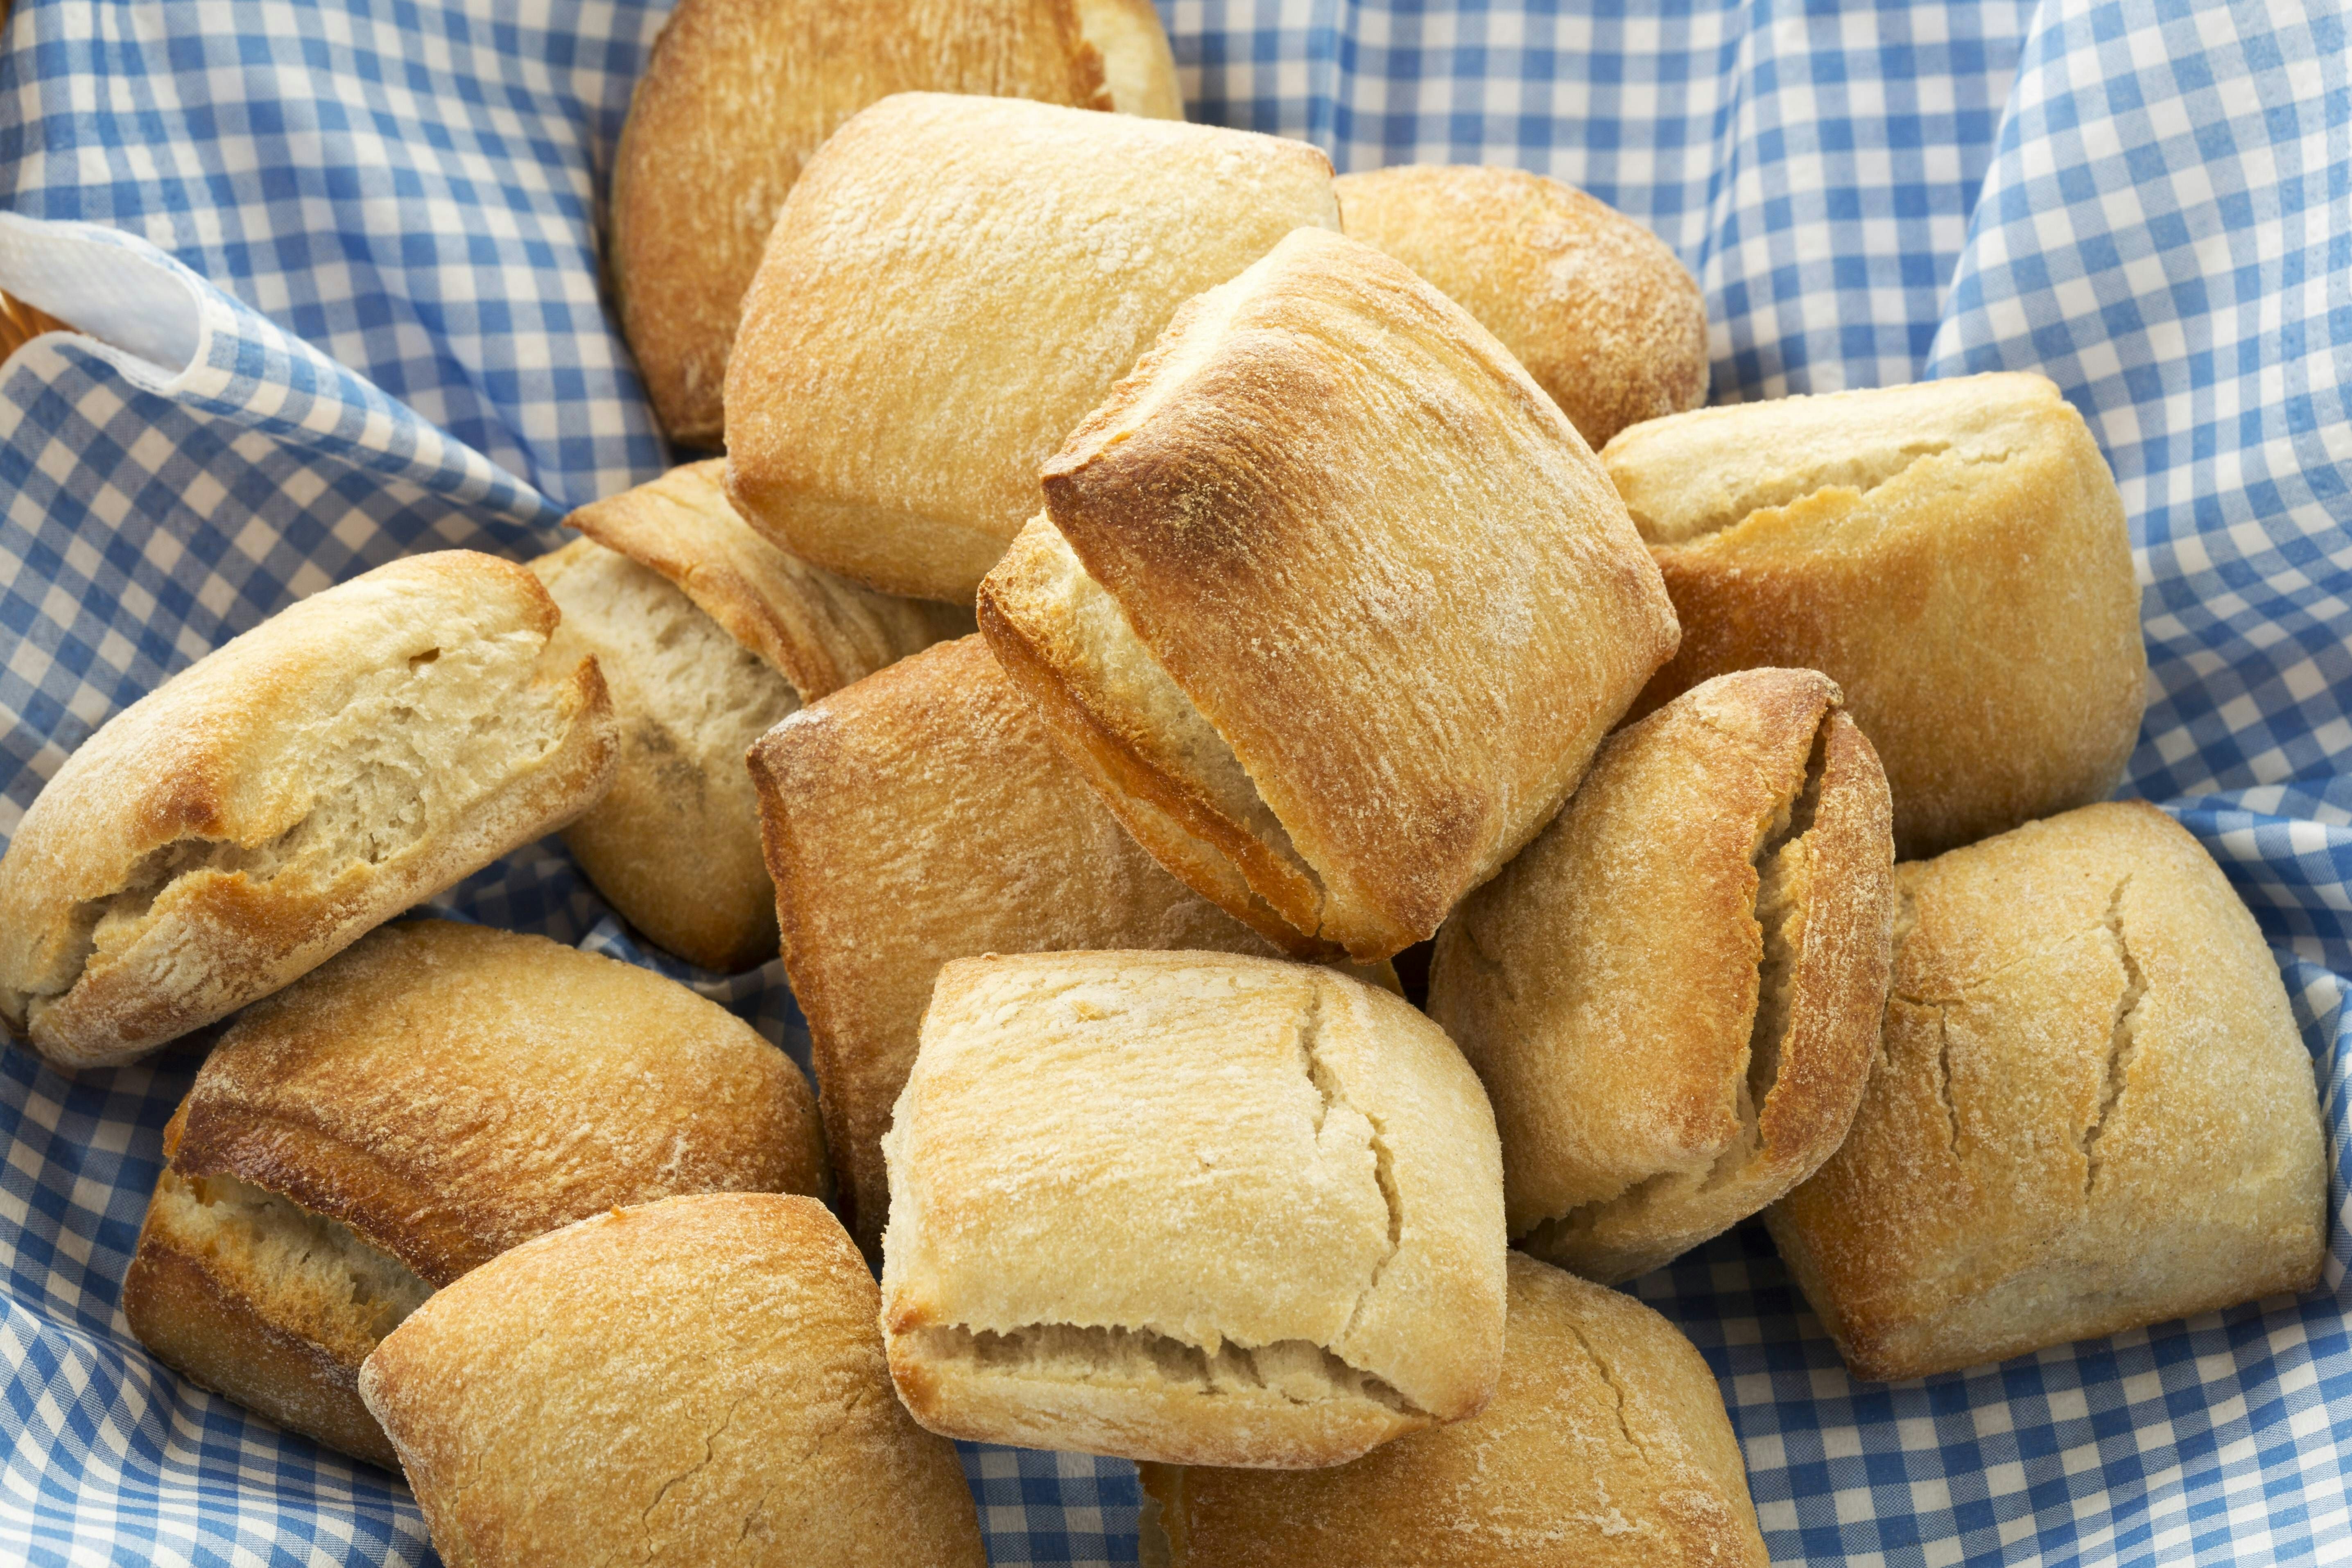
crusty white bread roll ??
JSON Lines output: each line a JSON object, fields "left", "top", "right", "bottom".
{"left": 1601, "top": 372, "right": 2146, "bottom": 858}
{"left": 880, "top": 950, "right": 1506, "bottom": 1468}
{"left": 609, "top": 0, "right": 1138, "bottom": 447}
{"left": 360, "top": 1193, "right": 985, "bottom": 1567}
{"left": 1429, "top": 668, "right": 1895, "bottom": 1283}
{"left": 1138, "top": 1253, "right": 1767, "bottom": 1568}
{"left": 1766, "top": 801, "right": 2327, "bottom": 1381}
{"left": 536, "top": 462, "right": 965, "bottom": 971}
{"left": 1076, "top": 0, "right": 1183, "bottom": 118}
{"left": 747, "top": 634, "right": 1319, "bottom": 1255}
{"left": 1335, "top": 163, "right": 1709, "bottom": 448}
{"left": 0, "top": 552, "right": 617, "bottom": 1068}
{"left": 978, "top": 226, "right": 1680, "bottom": 962}
{"left": 122, "top": 921, "right": 824, "bottom": 1468}
{"left": 725, "top": 93, "right": 1339, "bottom": 602}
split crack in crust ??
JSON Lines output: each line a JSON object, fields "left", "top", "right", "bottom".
{"left": 916, "top": 974, "right": 1417, "bottom": 1416}
{"left": 1635, "top": 439, "right": 2013, "bottom": 545}
{"left": 2083, "top": 876, "right": 2146, "bottom": 1192}
{"left": 1563, "top": 1318, "right": 1652, "bottom": 1466}
{"left": 1524, "top": 710, "right": 1832, "bottom": 1248}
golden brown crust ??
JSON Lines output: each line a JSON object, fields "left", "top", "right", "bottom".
{"left": 566, "top": 460, "right": 971, "bottom": 699}
{"left": 360, "top": 1193, "right": 986, "bottom": 1568}
{"left": 1766, "top": 801, "right": 2328, "bottom": 1380}
{"left": 879, "top": 950, "right": 1506, "bottom": 1468}
{"left": 724, "top": 93, "right": 1340, "bottom": 601}
{"left": 746, "top": 636, "right": 1308, "bottom": 1255}
{"left": 1002, "top": 226, "right": 1678, "bottom": 959}
{"left": 1140, "top": 1254, "right": 1766, "bottom": 1568}
{"left": 1601, "top": 372, "right": 2146, "bottom": 858}
{"left": 0, "top": 551, "right": 619, "bottom": 1068}
{"left": 1336, "top": 164, "right": 1709, "bottom": 448}
{"left": 609, "top": 0, "right": 1111, "bottom": 446}
{"left": 1429, "top": 669, "right": 1894, "bottom": 1282}
{"left": 167, "top": 920, "right": 824, "bottom": 1286}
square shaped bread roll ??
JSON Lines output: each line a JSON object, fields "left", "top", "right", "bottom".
{"left": 1139, "top": 1253, "right": 1767, "bottom": 1568}
{"left": 880, "top": 949, "right": 1506, "bottom": 1468}
{"left": 0, "top": 552, "right": 617, "bottom": 1068}
{"left": 122, "top": 921, "right": 824, "bottom": 1468}
{"left": 1766, "top": 801, "right": 2328, "bottom": 1381}
{"left": 610, "top": 0, "right": 1127, "bottom": 446}
{"left": 1430, "top": 668, "right": 1895, "bottom": 1284}
{"left": 746, "top": 635, "right": 1313, "bottom": 1256}
{"left": 536, "top": 461, "right": 965, "bottom": 971}
{"left": 978, "top": 226, "right": 1680, "bottom": 961}
{"left": 1600, "top": 372, "right": 2146, "bottom": 858}
{"left": 359, "top": 1193, "right": 985, "bottom": 1568}
{"left": 724, "top": 93, "right": 1340, "bottom": 602}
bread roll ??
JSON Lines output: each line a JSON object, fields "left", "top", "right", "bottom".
{"left": 1076, "top": 0, "right": 1183, "bottom": 119}
{"left": 1139, "top": 1253, "right": 1766, "bottom": 1567}
{"left": 1430, "top": 669, "right": 1894, "bottom": 1284}
{"left": 1336, "top": 163, "right": 1708, "bottom": 447}
{"left": 1601, "top": 372, "right": 2146, "bottom": 858}
{"left": 880, "top": 950, "right": 1506, "bottom": 1467}
{"left": 1766, "top": 801, "right": 2327, "bottom": 1381}
{"left": 979, "top": 226, "right": 1680, "bottom": 962}
{"left": 725, "top": 93, "right": 1339, "bottom": 601}
{"left": 122, "top": 921, "right": 824, "bottom": 1468}
{"left": 359, "top": 1193, "right": 984, "bottom": 1567}
{"left": 0, "top": 552, "right": 617, "bottom": 1068}
{"left": 536, "top": 462, "right": 965, "bottom": 971}
{"left": 747, "top": 634, "right": 1309, "bottom": 1255}
{"left": 609, "top": 0, "right": 1125, "bottom": 446}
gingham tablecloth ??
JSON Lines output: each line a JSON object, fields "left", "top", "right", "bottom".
{"left": 0, "top": 1, "right": 2343, "bottom": 1563}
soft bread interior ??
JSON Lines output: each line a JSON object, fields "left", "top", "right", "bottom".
{"left": 1022, "top": 525, "right": 1326, "bottom": 909}
{"left": 900, "top": 1322, "right": 1417, "bottom": 1412}
{"left": 22, "top": 616, "right": 591, "bottom": 1035}
{"left": 148, "top": 1165, "right": 432, "bottom": 1367}
{"left": 1522, "top": 718, "right": 1830, "bottom": 1259}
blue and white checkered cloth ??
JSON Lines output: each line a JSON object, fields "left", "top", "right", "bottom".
{"left": 0, "top": 0, "right": 2343, "bottom": 1563}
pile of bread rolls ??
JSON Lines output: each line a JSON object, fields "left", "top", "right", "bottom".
{"left": 0, "top": 1, "right": 2325, "bottom": 1563}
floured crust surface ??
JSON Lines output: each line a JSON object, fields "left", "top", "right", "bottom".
{"left": 610, "top": 0, "right": 1111, "bottom": 446}
{"left": 725, "top": 93, "right": 1340, "bottom": 601}
{"left": 1139, "top": 1253, "right": 1766, "bottom": 1567}
{"left": 747, "top": 636, "right": 1306, "bottom": 1255}
{"left": 0, "top": 551, "right": 618, "bottom": 1068}
{"left": 1429, "top": 668, "right": 1895, "bottom": 1283}
{"left": 1766, "top": 801, "right": 2327, "bottom": 1381}
{"left": 360, "top": 1193, "right": 985, "bottom": 1568}
{"left": 880, "top": 949, "right": 1505, "bottom": 1467}
{"left": 988, "top": 227, "right": 1678, "bottom": 959}
{"left": 1336, "top": 164, "right": 1708, "bottom": 448}
{"left": 1601, "top": 372, "right": 2146, "bottom": 858}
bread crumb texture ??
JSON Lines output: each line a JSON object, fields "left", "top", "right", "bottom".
{"left": 1766, "top": 800, "right": 2327, "bottom": 1381}
{"left": 879, "top": 950, "right": 1506, "bottom": 1466}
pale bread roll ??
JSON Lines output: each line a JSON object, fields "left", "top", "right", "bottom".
{"left": 536, "top": 462, "right": 965, "bottom": 971}
{"left": 359, "top": 1193, "right": 985, "bottom": 1567}
{"left": 0, "top": 552, "right": 617, "bottom": 1068}
{"left": 1601, "top": 372, "right": 2146, "bottom": 858}
{"left": 880, "top": 950, "right": 1506, "bottom": 1468}
{"left": 1429, "top": 668, "right": 1895, "bottom": 1283}
{"left": 747, "top": 634, "right": 1315, "bottom": 1255}
{"left": 1336, "top": 163, "right": 1708, "bottom": 447}
{"left": 978, "top": 226, "right": 1680, "bottom": 962}
{"left": 1139, "top": 1253, "right": 1767, "bottom": 1568}
{"left": 609, "top": 0, "right": 1121, "bottom": 446}
{"left": 725, "top": 93, "right": 1340, "bottom": 601}
{"left": 123, "top": 921, "right": 824, "bottom": 1468}
{"left": 1766, "top": 801, "right": 2327, "bottom": 1380}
